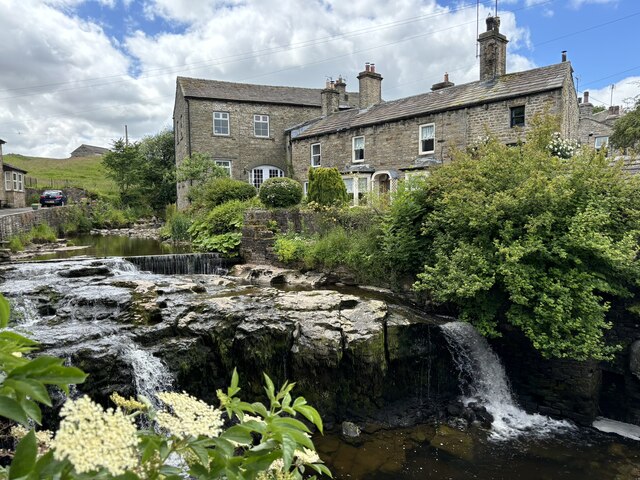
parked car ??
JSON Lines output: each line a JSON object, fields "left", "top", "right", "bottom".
{"left": 39, "top": 190, "right": 67, "bottom": 207}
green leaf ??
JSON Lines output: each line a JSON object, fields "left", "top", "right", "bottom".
{"left": 294, "top": 405, "right": 323, "bottom": 434}
{"left": 308, "top": 463, "right": 333, "bottom": 478}
{"left": 0, "top": 332, "right": 39, "bottom": 347}
{"left": 281, "top": 433, "right": 297, "bottom": 470}
{"left": 0, "top": 396, "right": 29, "bottom": 426}
{"left": 9, "top": 429, "right": 37, "bottom": 479}
{"left": 3, "top": 379, "right": 51, "bottom": 406}
{"left": 19, "top": 398, "right": 41, "bottom": 425}
{"left": 272, "top": 416, "right": 311, "bottom": 432}
{"left": 221, "top": 425, "right": 253, "bottom": 445}
{"left": 0, "top": 294, "right": 10, "bottom": 328}
{"left": 263, "top": 373, "right": 275, "bottom": 403}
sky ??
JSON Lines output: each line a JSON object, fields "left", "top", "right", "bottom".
{"left": 0, "top": 0, "right": 638, "bottom": 158}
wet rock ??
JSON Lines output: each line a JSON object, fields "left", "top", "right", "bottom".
{"left": 342, "top": 421, "right": 362, "bottom": 438}
{"left": 431, "top": 424, "right": 475, "bottom": 461}
{"left": 59, "top": 265, "right": 113, "bottom": 278}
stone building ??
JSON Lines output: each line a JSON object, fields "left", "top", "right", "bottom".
{"left": 0, "top": 140, "right": 27, "bottom": 208}
{"left": 70, "top": 144, "right": 110, "bottom": 158}
{"left": 173, "top": 76, "right": 357, "bottom": 209}
{"left": 577, "top": 90, "right": 622, "bottom": 152}
{"left": 290, "top": 17, "right": 579, "bottom": 202}
{"left": 174, "top": 16, "right": 580, "bottom": 207}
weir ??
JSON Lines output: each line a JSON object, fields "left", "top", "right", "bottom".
{"left": 124, "top": 253, "right": 230, "bottom": 275}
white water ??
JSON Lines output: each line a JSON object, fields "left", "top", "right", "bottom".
{"left": 441, "top": 321, "right": 573, "bottom": 440}
{"left": 122, "top": 343, "right": 173, "bottom": 406}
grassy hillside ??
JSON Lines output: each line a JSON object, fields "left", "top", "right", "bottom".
{"left": 3, "top": 154, "right": 117, "bottom": 198}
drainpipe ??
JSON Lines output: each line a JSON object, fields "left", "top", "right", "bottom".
{"left": 186, "top": 98, "right": 192, "bottom": 157}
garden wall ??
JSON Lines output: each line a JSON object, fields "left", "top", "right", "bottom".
{"left": 0, "top": 207, "right": 70, "bottom": 240}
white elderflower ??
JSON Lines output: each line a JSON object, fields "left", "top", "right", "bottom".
{"left": 294, "top": 447, "right": 320, "bottom": 465}
{"left": 51, "top": 396, "right": 140, "bottom": 476}
{"left": 155, "top": 392, "right": 224, "bottom": 439}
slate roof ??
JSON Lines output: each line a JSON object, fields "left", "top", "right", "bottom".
{"left": 295, "top": 62, "right": 572, "bottom": 140}
{"left": 178, "top": 76, "right": 327, "bottom": 107}
{"left": 2, "top": 162, "right": 27, "bottom": 174}
{"left": 70, "top": 144, "right": 110, "bottom": 157}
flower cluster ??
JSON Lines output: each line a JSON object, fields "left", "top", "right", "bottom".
{"left": 155, "top": 391, "right": 224, "bottom": 439}
{"left": 11, "top": 425, "right": 53, "bottom": 454}
{"left": 547, "top": 132, "right": 579, "bottom": 159}
{"left": 110, "top": 392, "right": 147, "bottom": 412}
{"left": 51, "top": 396, "right": 139, "bottom": 476}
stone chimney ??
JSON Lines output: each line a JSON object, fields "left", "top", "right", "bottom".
{"left": 357, "top": 62, "right": 383, "bottom": 109}
{"left": 478, "top": 16, "right": 508, "bottom": 81}
{"left": 335, "top": 76, "right": 347, "bottom": 101}
{"left": 431, "top": 72, "right": 455, "bottom": 91}
{"left": 321, "top": 80, "right": 340, "bottom": 116}
{"left": 609, "top": 105, "right": 620, "bottom": 116}
{"left": 583, "top": 91, "right": 591, "bottom": 105}
{"left": 561, "top": 50, "right": 567, "bottom": 62}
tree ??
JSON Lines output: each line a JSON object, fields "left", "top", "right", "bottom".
{"left": 102, "top": 130, "right": 177, "bottom": 214}
{"left": 408, "top": 120, "right": 640, "bottom": 360}
{"left": 307, "top": 167, "right": 348, "bottom": 206}
{"left": 176, "top": 152, "right": 228, "bottom": 184}
{"left": 610, "top": 96, "right": 640, "bottom": 153}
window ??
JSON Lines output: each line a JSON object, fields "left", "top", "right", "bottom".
{"left": 17, "top": 173, "right": 23, "bottom": 192}
{"left": 179, "top": 115, "right": 184, "bottom": 140}
{"left": 594, "top": 136, "right": 609, "bottom": 150}
{"left": 251, "top": 165, "right": 283, "bottom": 189}
{"left": 4, "top": 172, "right": 11, "bottom": 191}
{"left": 254, "top": 115, "right": 269, "bottom": 138}
{"left": 213, "top": 112, "right": 230, "bottom": 135}
{"left": 342, "top": 175, "right": 369, "bottom": 206}
{"left": 352, "top": 136, "right": 365, "bottom": 162}
{"left": 215, "top": 159, "right": 232, "bottom": 177}
{"left": 510, "top": 106, "right": 525, "bottom": 128}
{"left": 311, "top": 143, "right": 321, "bottom": 167}
{"left": 12, "top": 172, "right": 18, "bottom": 191}
{"left": 419, "top": 123, "right": 435, "bottom": 154}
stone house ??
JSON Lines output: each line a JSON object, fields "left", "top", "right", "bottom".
{"left": 290, "top": 17, "right": 579, "bottom": 202}
{"left": 174, "top": 16, "right": 580, "bottom": 206}
{"left": 0, "top": 140, "right": 27, "bottom": 208}
{"left": 173, "top": 76, "right": 357, "bottom": 209}
{"left": 577, "top": 91, "right": 621, "bottom": 152}
{"left": 70, "top": 144, "right": 110, "bottom": 158}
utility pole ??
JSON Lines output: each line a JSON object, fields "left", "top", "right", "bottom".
{"left": 124, "top": 125, "right": 129, "bottom": 146}
{"left": 610, "top": 84, "right": 615, "bottom": 107}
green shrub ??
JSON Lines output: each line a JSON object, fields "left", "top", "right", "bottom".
{"left": 160, "top": 204, "right": 192, "bottom": 242}
{"left": 259, "top": 177, "right": 303, "bottom": 208}
{"left": 90, "top": 201, "right": 136, "bottom": 229}
{"left": 8, "top": 236, "right": 24, "bottom": 252}
{"left": 60, "top": 205, "right": 92, "bottom": 235}
{"left": 307, "top": 167, "right": 348, "bottom": 206}
{"left": 273, "top": 233, "right": 311, "bottom": 262}
{"left": 188, "top": 198, "right": 258, "bottom": 255}
{"left": 190, "top": 177, "right": 256, "bottom": 210}
{"left": 28, "top": 223, "right": 57, "bottom": 244}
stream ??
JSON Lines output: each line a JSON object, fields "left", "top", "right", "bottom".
{"left": 1, "top": 255, "right": 639, "bottom": 479}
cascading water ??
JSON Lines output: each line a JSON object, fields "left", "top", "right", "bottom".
{"left": 441, "top": 321, "right": 573, "bottom": 440}
{"left": 125, "top": 253, "right": 229, "bottom": 275}
{"left": 122, "top": 344, "right": 174, "bottom": 405}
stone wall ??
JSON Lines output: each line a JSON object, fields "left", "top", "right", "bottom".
{"left": 291, "top": 88, "right": 567, "bottom": 184}
{"left": 240, "top": 208, "right": 322, "bottom": 265}
{"left": 0, "top": 207, "right": 69, "bottom": 240}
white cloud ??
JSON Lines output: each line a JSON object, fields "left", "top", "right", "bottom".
{"left": 583, "top": 77, "right": 640, "bottom": 110}
{"left": 569, "top": 0, "right": 618, "bottom": 8}
{"left": 0, "top": 0, "right": 585, "bottom": 158}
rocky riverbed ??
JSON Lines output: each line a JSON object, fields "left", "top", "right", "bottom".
{"left": 0, "top": 258, "right": 459, "bottom": 427}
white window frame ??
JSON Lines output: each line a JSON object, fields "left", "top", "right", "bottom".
{"left": 213, "top": 111, "right": 230, "bottom": 136}
{"left": 17, "top": 173, "right": 23, "bottom": 192}
{"left": 342, "top": 174, "right": 370, "bottom": 206}
{"left": 12, "top": 172, "right": 18, "bottom": 191}
{"left": 310, "top": 143, "right": 321, "bottom": 167}
{"left": 303, "top": 181, "right": 309, "bottom": 197}
{"left": 352, "top": 136, "right": 365, "bottom": 163}
{"left": 253, "top": 114, "right": 270, "bottom": 138}
{"left": 419, "top": 123, "right": 435, "bottom": 155}
{"left": 594, "top": 136, "right": 609, "bottom": 150}
{"left": 4, "top": 172, "right": 11, "bottom": 191}
{"left": 251, "top": 165, "right": 283, "bottom": 189}
{"left": 214, "top": 159, "right": 232, "bottom": 177}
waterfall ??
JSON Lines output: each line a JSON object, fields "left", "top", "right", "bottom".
{"left": 441, "top": 321, "right": 573, "bottom": 440}
{"left": 122, "top": 344, "right": 173, "bottom": 406}
{"left": 124, "top": 253, "right": 229, "bottom": 275}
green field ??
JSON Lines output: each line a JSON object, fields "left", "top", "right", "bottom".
{"left": 3, "top": 154, "right": 117, "bottom": 198}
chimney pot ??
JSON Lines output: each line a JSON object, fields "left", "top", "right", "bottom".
{"left": 562, "top": 50, "right": 567, "bottom": 62}
{"left": 444, "top": 72, "right": 449, "bottom": 82}
{"left": 365, "top": 62, "right": 370, "bottom": 72}
{"left": 584, "top": 91, "right": 590, "bottom": 104}
{"left": 371, "top": 63, "right": 376, "bottom": 73}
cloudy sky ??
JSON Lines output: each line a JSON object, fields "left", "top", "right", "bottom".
{"left": 0, "top": 0, "right": 638, "bottom": 158}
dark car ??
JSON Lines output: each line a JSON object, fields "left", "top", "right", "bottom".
{"left": 40, "top": 190, "right": 67, "bottom": 207}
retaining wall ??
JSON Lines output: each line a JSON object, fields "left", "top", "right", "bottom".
{"left": 0, "top": 207, "right": 70, "bottom": 240}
